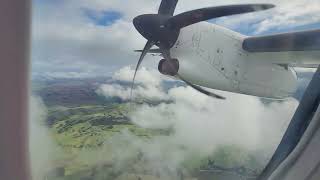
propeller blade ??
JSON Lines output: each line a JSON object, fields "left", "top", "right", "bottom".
{"left": 158, "top": 0, "right": 179, "bottom": 16}
{"left": 168, "top": 4, "right": 275, "bottom": 29}
{"left": 130, "top": 40, "right": 155, "bottom": 98}
{"left": 134, "top": 48, "right": 162, "bottom": 54}
{"left": 178, "top": 75, "right": 226, "bottom": 100}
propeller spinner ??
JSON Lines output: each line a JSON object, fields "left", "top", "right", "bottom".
{"left": 131, "top": 0, "right": 275, "bottom": 99}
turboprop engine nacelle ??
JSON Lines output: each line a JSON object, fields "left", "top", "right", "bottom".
{"left": 158, "top": 59, "right": 179, "bottom": 76}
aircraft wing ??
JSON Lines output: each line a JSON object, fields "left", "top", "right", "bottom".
{"left": 242, "top": 29, "right": 320, "bottom": 68}
{"left": 243, "top": 29, "right": 320, "bottom": 52}
{"left": 277, "top": 63, "right": 319, "bottom": 68}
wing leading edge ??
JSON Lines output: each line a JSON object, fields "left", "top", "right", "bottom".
{"left": 243, "top": 29, "right": 320, "bottom": 52}
{"left": 242, "top": 29, "right": 320, "bottom": 68}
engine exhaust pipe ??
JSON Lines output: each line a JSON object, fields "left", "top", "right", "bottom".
{"left": 158, "top": 59, "right": 179, "bottom": 76}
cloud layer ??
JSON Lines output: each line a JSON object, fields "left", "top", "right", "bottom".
{"left": 97, "top": 66, "right": 172, "bottom": 100}
{"left": 96, "top": 66, "right": 299, "bottom": 177}
{"left": 29, "top": 65, "right": 304, "bottom": 178}
{"left": 29, "top": 96, "right": 62, "bottom": 180}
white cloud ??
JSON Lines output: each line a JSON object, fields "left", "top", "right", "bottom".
{"left": 213, "top": 0, "right": 320, "bottom": 35}
{"left": 41, "top": 71, "right": 96, "bottom": 79}
{"left": 96, "top": 66, "right": 170, "bottom": 100}
{"left": 99, "top": 65, "right": 299, "bottom": 156}
{"left": 131, "top": 87, "right": 298, "bottom": 155}
{"left": 254, "top": 1, "right": 320, "bottom": 34}
{"left": 97, "top": 83, "right": 169, "bottom": 101}
{"left": 112, "top": 66, "right": 163, "bottom": 86}
{"left": 29, "top": 96, "right": 62, "bottom": 180}
{"left": 95, "top": 65, "right": 299, "bottom": 178}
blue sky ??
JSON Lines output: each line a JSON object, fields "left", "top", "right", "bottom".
{"left": 84, "top": 9, "right": 122, "bottom": 26}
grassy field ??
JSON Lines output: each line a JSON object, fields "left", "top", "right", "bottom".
{"left": 30, "top": 78, "right": 270, "bottom": 180}
{"left": 48, "top": 104, "right": 169, "bottom": 149}
{"left": 42, "top": 103, "right": 262, "bottom": 180}
{"left": 45, "top": 103, "right": 177, "bottom": 179}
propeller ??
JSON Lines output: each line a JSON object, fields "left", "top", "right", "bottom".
{"left": 158, "top": 0, "right": 178, "bottom": 15}
{"left": 132, "top": 0, "right": 275, "bottom": 99}
{"left": 130, "top": 40, "right": 154, "bottom": 97}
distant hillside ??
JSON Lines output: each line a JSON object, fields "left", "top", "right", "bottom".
{"left": 32, "top": 77, "right": 112, "bottom": 106}
{"left": 31, "top": 70, "right": 314, "bottom": 107}
{"left": 31, "top": 77, "right": 181, "bottom": 107}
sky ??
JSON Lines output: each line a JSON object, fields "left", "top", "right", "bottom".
{"left": 31, "top": 0, "right": 320, "bottom": 78}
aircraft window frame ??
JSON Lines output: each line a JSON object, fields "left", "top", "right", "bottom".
{"left": 1, "top": 0, "right": 319, "bottom": 180}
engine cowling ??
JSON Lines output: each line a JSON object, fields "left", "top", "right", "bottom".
{"left": 158, "top": 59, "right": 179, "bottom": 76}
